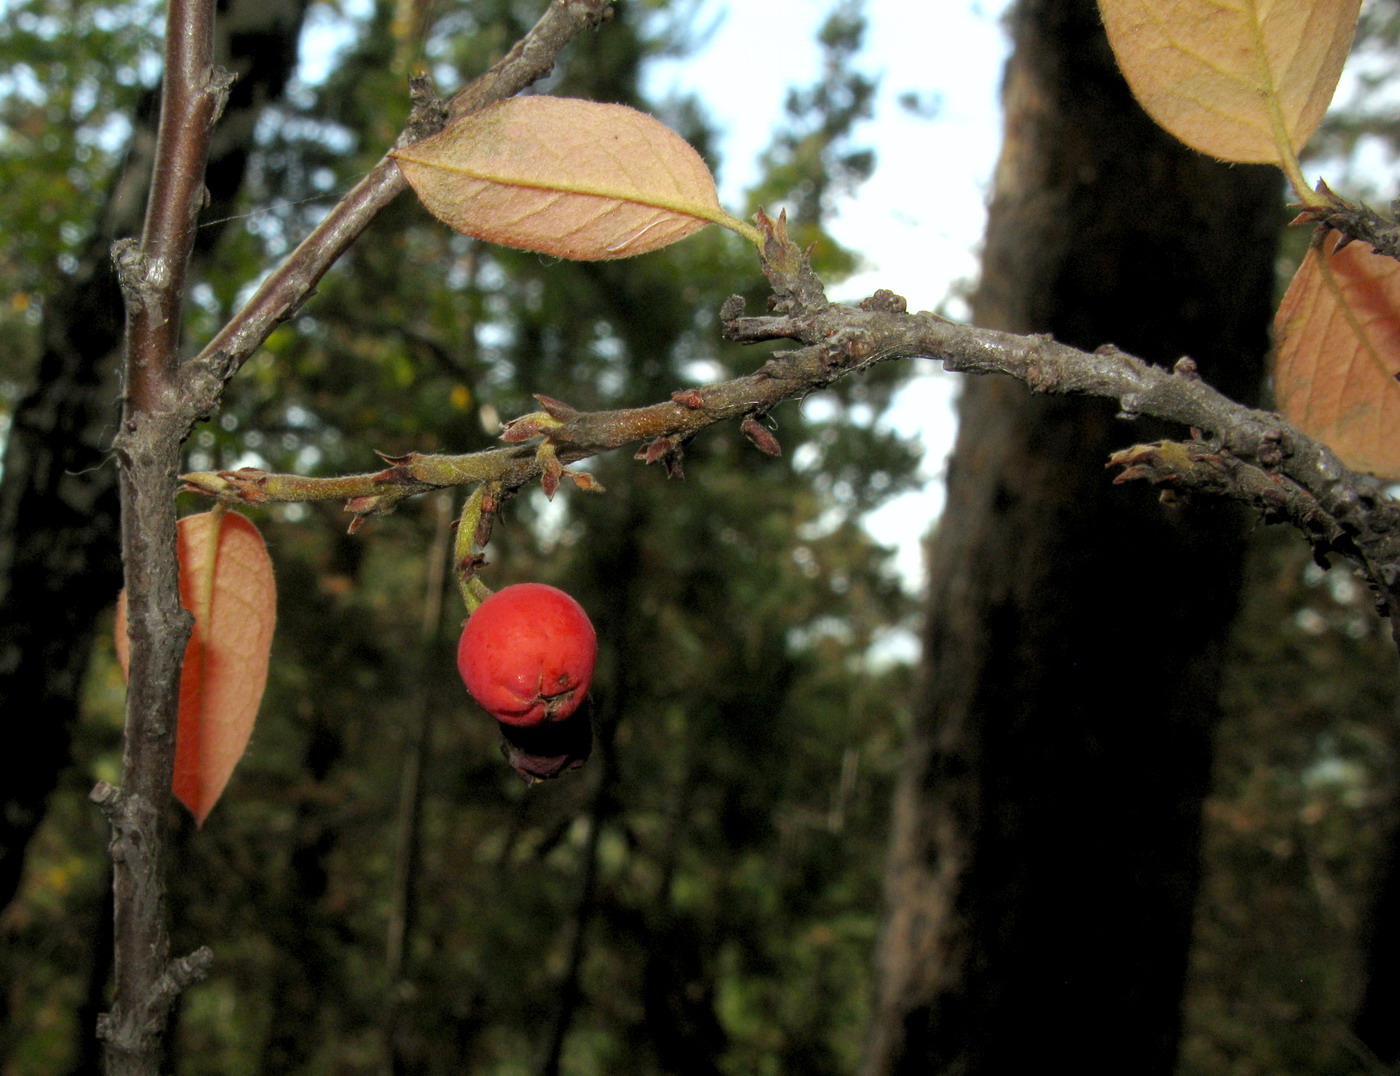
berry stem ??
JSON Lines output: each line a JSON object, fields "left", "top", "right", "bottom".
{"left": 463, "top": 577, "right": 492, "bottom": 614}
{"left": 453, "top": 484, "right": 495, "bottom": 613}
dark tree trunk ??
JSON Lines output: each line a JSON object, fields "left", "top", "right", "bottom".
{"left": 0, "top": 0, "right": 310, "bottom": 915}
{"left": 1353, "top": 813, "right": 1400, "bottom": 1066}
{"left": 863, "top": 1, "right": 1281, "bottom": 1074}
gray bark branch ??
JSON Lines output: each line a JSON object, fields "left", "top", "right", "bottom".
{"left": 184, "top": 212, "right": 1400, "bottom": 657}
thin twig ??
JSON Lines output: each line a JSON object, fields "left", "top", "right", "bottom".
{"left": 384, "top": 491, "right": 454, "bottom": 1070}
{"left": 184, "top": 0, "right": 616, "bottom": 417}
{"left": 98, "top": 4, "right": 617, "bottom": 1072}
{"left": 183, "top": 211, "right": 1400, "bottom": 657}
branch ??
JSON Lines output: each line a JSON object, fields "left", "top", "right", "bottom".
{"left": 183, "top": 211, "right": 1400, "bottom": 654}
{"left": 182, "top": 0, "right": 616, "bottom": 420}
{"left": 868, "top": 326, "right": 1400, "bottom": 622}
{"left": 99, "top": 4, "right": 618, "bottom": 1071}
{"left": 726, "top": 218, "right": 1400, "bottom": 640}
{"left": 104, "top": 1, "right": 228, "bottom": 1072}
{"left": 1293, "top": 178, "right": 1400, "bottom": 262}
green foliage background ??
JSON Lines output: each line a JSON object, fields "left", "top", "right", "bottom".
{"left": 1, "top": 1, "right": 918, "bottom": 1072}
{"left": 3, "top": 2, "right": 1400, "bottom": 1074}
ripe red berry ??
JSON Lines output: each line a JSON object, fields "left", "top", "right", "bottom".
{"left": 457, "top": 583, "right": 597, "bottom": 727}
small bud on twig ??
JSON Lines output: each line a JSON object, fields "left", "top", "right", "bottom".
{"left": 741, "top": 415, "right": 782, "bottom": 457}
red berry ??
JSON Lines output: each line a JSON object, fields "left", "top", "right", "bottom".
{"left": 457, "top": 583, "right": 597, "bottom": 727}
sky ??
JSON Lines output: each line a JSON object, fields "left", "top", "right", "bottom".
{"left": 647, "top": 0, "right": 1014, "bottom": 586}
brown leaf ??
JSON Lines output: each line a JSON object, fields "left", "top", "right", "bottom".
{"left": 392, "top": 97, "right": 742, "bottom": 260}
{"left": 1274, "top": 232, "right": 1400, "bottom": 479}
{"left": 115, "top": 510, "right": 276, "bottom": 825}
{"left": 1097, "top": 0, "right": 1359, "bottom": 164}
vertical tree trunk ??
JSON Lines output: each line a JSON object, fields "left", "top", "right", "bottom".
{"left": 1353, "top": 815, "right": 1400, "bottom": 1066}
{"left": 864, "top": 1, "right": 1281, "bottom": 1073}
{"left": 0, "top": 0, "right": 311, "bottom": 916}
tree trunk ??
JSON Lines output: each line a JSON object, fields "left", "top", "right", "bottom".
{"left": 0, "top": 0, "right": 310, "bottom": 916}
{"left": 863, "top": 1, "right": 1281, "bottom": 1073}
{"left": 1353, "top": 810, "right": 1400, "bottom": 1066}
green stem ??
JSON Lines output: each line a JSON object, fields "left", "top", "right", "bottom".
{"left": 719, "top": 211, "right": 765, "bottom": 250}
{"left": 452, "top": 485, "right": 494, "bottom": 613}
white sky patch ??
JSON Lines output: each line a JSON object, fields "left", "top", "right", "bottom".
{"left": 297, "top": 0, "right": 373, "bottom": 86}
{"left": 649, "top": 0, "right": 1013, "bottom": 589}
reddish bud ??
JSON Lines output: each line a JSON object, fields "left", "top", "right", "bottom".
{"left": 533, "top": 394, "right": 580, "bottom": 420}
{"left": 541, "top": 463, "right": 561, "bottom": 500}
{"left": 636, "top": 436, "right": 686, "bottom": 478}
{"left": 472, "top": 517, "right": 493, "bottom": 550}
{"left": 741, "top": 415, "right": 782, "bottom": 457}
{"left": 500, "top": 411, "right": 561, "bottom": 443}
{"left": 640, "top": 439, "right": 671, "bottom": 465}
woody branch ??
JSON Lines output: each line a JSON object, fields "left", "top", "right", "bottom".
{"left": 182, "top": 213, "right": 1400, "bottom": 652}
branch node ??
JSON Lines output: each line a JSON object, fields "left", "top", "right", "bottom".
{"left": 161, "top": 947, "right": 216, "bottom": 998}
{"left": 754, "top": 207, "right": 829, "bottom": 315}
{"left": 404, "top": 74, "right": 449, "bottom": 143}
{"left": 858, "top": 289, "right": 908, "bottom": 314}
{"left": 636, "top": 436, "right": 686, "bottom": 479}
{"left": 90, "top": 781, "right": 125, "bottom": 819}
{"left": 111, "top": 238, "right": 151, "bottom": 300}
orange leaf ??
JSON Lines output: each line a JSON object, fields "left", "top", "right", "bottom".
{"left": 1097, "top": 0, "right": 1359, "bottom": 164}
{"left": 114, "top": 510, "right": 276, "bottom": 824}
{"left": 1274, "top": 232, "right": 1400, "bottom": 479}
{"left": 391, "top": 97, "right": 759, "bottom": 259}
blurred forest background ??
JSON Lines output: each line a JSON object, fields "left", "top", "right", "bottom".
{"left": 2, "top": 0, "right": 1400, "bottom": 1074}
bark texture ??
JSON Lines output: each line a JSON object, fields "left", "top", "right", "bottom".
{"left": 863, "top": 1, "right": 1281, "bottom": 1073}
